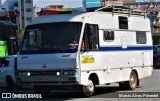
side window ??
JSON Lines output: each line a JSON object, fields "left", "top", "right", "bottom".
{"left": 81, "top": 24, "right": 99, "bottom": 51}
{"left": 26, "top": 8, "right": 32, "bottom": 12}
{"left": 7, "top": 40, "right": 18, "bottom": 55}
{"left": 29, "top": 30, "right": 42, "bottom": 50}
{"left": 136, "top": 31, "right": 147, "bottom": 44}
{"left": 119, "top": 16, "right": 128, "bottom": 29}
{"left": 26, "top": 0, "right": 31, "bottom": 3}
{"left": 104, "top": 31, "right": 114, "bottom": 41}
{"left": 29, "top": 31, "right": 36, "bottom": 47}
{"left": 22, "top": 29, "right": 42, "bottom": 51}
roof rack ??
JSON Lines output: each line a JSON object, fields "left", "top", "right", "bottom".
{"left": 95, "top": 6, "right": 146, "bottom": 18}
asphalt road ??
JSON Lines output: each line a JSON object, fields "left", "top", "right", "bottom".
{"left": 0, "top": 69, "right": 160, "bottom": 101}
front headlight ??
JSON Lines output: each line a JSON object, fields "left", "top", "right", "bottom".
{"left": 27, "top": 72, "right": 31, "bottom": 76}
{"left": 56, "top": 72, "right": 60, "bottom": 76}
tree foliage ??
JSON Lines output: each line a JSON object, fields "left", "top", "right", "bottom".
{"left": 17, "top": 27, "right": 25, "bottom": 41}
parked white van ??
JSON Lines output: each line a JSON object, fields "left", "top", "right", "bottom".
{"left": 0, "top": 55, "right": 17, "bottom": 90}
{"left": 16, "top": 6, "right": 153, "bottom": 97}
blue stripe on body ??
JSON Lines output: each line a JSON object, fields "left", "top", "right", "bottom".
{"left": 99, "top": 46, "right": 153, "bottom": 51}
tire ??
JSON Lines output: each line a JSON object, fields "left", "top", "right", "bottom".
{"left": 34, "top": 85, "right": 49, "bottom": 97}
{"left": 81, "top": 79, "right": 95, "bottom": 97}
{"left": 124, "top": 71, "right": 138, "bottom": 90}
{"left": 6, "top": 77, "right": 15, "bottom": 91}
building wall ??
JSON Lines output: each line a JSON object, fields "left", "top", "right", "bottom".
{"left": 104, "top": 0, "right": 123, "bottom": 6}
{"left": 33, "top": 0, "right": 82, "bottom": 10}
{"left": 123, "top": 0, "right": 136, "bottom": 5}
{"left": 24, "top": 0, "right": 33, "bottom": 27}
{"left": 0, "top": 0, "right": 1, "bottom": 5}
{"left": 18, "top": 0, "right": 33, "bottom": 28}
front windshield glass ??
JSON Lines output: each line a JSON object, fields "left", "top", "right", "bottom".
{"left": 20, "top": 22, "right": 82, "bottom": 54}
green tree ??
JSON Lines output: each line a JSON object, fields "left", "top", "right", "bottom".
{"left": 17, "top": 27, "right": 25, "bottom": 41}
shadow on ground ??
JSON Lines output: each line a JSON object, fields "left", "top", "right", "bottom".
{"left": 0, "top": 85, "right": 142, "bottom": 99}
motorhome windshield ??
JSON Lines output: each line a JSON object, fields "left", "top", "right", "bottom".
{"left": 20, "top": 22, "right": 82, "bottom": 54}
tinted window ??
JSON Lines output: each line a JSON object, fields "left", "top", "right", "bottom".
{"left": 104, "top": 31, "right": 114, "bottom": 41}
{"left": 26, "top": 8, "right": 32, "bottom": 12}
{"left": 119, "top": 16, "right": 128, "bottom": 29}
{"left": 136, "top": 31, "right": 147, "bottom": 44}
{"left": 81, "top": 24, "right": 99, "bottom": 51}
{"left": 26, "top": 0, "right": 31, "bottom": 3}
{"left": 5, "top": 25, "right": 17, "bottom": 39}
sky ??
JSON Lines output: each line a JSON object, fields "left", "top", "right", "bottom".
{"left": 33, "top": 0, "right": 160, "bottom": 11}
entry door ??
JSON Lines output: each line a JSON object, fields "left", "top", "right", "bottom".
{"left": 80, "top": 23, "right": 99, "bottom": 71}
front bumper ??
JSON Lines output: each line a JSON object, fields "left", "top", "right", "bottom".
{"left": 16, "top": 70, "right": 80, "bottom": 86}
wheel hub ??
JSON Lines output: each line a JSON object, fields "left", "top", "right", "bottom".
{"left": 130, "top": 74, "right": 136, "bottom": 86}
{"left": 86, "top": 80, "right": 94, "bottom": 92}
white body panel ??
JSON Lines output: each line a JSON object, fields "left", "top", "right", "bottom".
{"left": 18, "top": 54, "right": 77, "bottom": 70}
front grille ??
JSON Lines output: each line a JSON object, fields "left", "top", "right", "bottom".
{"left": 20, "top": 70, "right": 61, "bottom": 76}
{"left": 18, "top": 81, "right": 78, "bottom": 85}
{"left": 26, "top": 71, "right": 61, "bottom": 76}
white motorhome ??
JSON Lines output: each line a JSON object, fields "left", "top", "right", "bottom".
{"left": 16, "top": 6, "right": 153, "bottom": 97}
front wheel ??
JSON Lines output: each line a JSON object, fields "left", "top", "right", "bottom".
{"left": 6, "top": 77, "right": 15, "bottom": 91}
{"left": 125, "top": 71, "right": 138, "bottom": 90}
{"left": 81, "top": 79, "right": 95, "bottom": 97}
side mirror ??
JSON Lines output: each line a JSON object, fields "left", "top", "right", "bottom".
{"left": 0, "top": 57, "right": 9, "bottom": 67}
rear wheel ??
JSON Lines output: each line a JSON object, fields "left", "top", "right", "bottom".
{"left": 125, "top": 71, "right": 138, "bottom": 90}
{"left": 81, "top": 79, "right": 95, "bottom": 97}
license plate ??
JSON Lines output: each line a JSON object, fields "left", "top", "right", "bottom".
{"left": 38, "top": 76, "right": 49, "bottom": 81}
